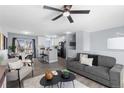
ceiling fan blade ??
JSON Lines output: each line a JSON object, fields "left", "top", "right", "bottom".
{"left": 67, "top": 15, "right": 74, "bottom": 23}
{"left": 52, "top": 14, "right": 63, "bottom": 21}
{"left": 43, "top": 5, "right": 64, "bottom": 12}
{"left": 70, "top": 10, "right": 90, "bottom": 14}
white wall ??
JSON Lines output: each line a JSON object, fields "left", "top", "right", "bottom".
{"left": 76, "top": 31, "right": 84, "bottom": 53}
{"left": 0, "top": 26, "right": 8, "bottom": 63}
{"left": 38, "top": 36, "right": 47, "bottom": 48}
{"left": 76, "top": 31, "right": 90, "bottom": 53}
{"left": 66, "top": 31, "right": 90, "bottom": 58}
{"left": 85, "top": 50, "right": 124, "bottom": 65}
{"left": 0, "top": 26, "right": 8, "bottom": 37}
{"left": 69, "top": 26, "right": 124, "bottom": 65}
{"left": 50, "top": 36, "right": 65, "bottom": 47}
{"left": 38, "top": 36, "right": 53, "bottom": 48}
{"left": 66, "top": 28, "right": 124, "bottom": 65}
{"left": 90, "top": 26, "right": 124, "bottom": 65}
{"left": 66, "top": 33, "right": 78, "bottom": 59}
{"left": 38, "top": 36, "right": 65, "bottom": 48}
{"left": 83, "top": 31, "right": 90, "bottom": 51}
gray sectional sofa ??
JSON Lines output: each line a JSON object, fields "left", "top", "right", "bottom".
{"left": 66, "top": 53, "right": 124, "bottom": 88}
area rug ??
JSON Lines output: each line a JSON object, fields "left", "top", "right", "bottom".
{"left": 23, "top": 74, "right": 88, "bottom": 88}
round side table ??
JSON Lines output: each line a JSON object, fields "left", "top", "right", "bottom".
{"left": 40, "top": 75, "right": 60, "bottom": 88}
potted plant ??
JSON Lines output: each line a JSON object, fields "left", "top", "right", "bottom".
{"left": 61, "top": 69, "right": 70, "bottom": 79}
{"left": 9, "top": 45, "right": 16, "bottom": 53}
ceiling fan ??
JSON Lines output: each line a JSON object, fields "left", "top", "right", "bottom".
{"left": 43, "top": 5, "right": 90, "bottom": 23}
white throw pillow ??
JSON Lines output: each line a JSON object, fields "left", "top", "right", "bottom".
{"left": 9, "top": 60, "right": 23, "bottom": 69}
{"left": 80, "top": 54, "right": 88, "bottom": 58}
{"left": 80, "top": 54, "right": 88, "bottom": 62}
{"left": 80, "top": 57, "right": 93, "bottom": 66}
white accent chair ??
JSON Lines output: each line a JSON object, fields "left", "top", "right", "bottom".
{"left": 6, "top": 58, "right": 34, "bottom": 87}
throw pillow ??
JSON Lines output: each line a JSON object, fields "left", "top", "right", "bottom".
{"left": 8, "top": 60, "right": 23, "bottom": 69}
{"left": 80, "top": 54, "right": 88, "bottom": 58}
{"left": 80, "top": 54, "right": 88, "bottom": 62}
{"left": 80, "top": 57, "right": 93, "bottom": 66}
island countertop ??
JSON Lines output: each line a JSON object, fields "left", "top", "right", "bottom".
{"left": 0, "top": 66, "right": 6, "bottom": 87}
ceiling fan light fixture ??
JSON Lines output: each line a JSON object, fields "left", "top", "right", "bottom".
{"left": 63, "top": 11, "right": 70, "bottom": 17}
{"left": 43, "top": 5, "right": 90, "bottom": 23}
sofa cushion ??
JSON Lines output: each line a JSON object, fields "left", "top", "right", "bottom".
{"left": 84, "top": 66, "right": 110, "bottom": 80}
{"left": 67, "top": 61, "right": 77, "bottom": 67}
{"left": 67, "top": 61, "right": 86, "bottom": 70}
{"left": 98, "top": 55, "right": 116, "bottom": 68}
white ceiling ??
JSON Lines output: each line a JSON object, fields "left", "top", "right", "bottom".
{"left": 0, "top": 5, "right": 124, "bottom": 36}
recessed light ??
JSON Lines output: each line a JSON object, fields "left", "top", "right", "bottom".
{"left": 22, "top": 31, "right": 31, "bottom": 35}
{"left": 66, "top": 32, "right": 72, "bottom": 34}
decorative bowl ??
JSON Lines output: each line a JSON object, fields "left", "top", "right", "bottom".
{"left": 45, "top": 69, "right": 53, "bottom": 80}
